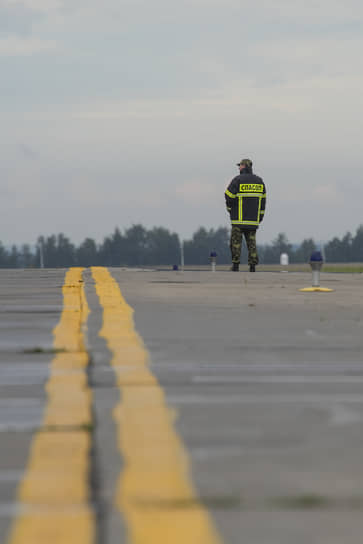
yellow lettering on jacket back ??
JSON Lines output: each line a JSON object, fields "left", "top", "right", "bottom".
{"left": 239, "top": 184, "right": 263, "bottom": 193}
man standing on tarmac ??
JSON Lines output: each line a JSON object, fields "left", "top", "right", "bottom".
{"left": 225, "top": 158, "right": 266, "bottom": 272}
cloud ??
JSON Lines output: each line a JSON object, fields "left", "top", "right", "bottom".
{"left": 0, "top": 35, "right": 56, "bottom": 55}
{"left": 5, "top": 0, "right": 62, "bottom": 13}
{"left": 175, "top": 180, "right": 220, "bottom": 205}
{"left": 261, "top": 0, "right": 363, "bottom": 21}
{"left": 18, "top": 143, "right": 38, "bottom": 158}
{"left": 1, "top": 0, "right": 363, "bottom": 245}
{"left": 312, "top": 184, "right": 340, "bottom": 202}
{"left": 250, "top": 35, "right": 363, "bottom": 81}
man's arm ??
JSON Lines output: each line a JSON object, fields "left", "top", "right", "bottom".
{"left": 225, "top": 178, "right": 237, "bottom": 212}
{"left": 259, "top": 182, "right": 266, "bottom": 222}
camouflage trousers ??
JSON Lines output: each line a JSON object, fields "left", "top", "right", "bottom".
{"left": 230, "top": 225, "right": 259, "bottom": 265}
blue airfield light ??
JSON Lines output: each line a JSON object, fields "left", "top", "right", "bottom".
{"left": 210, "top": 250, "right": 217, "bottom": 272}
{"left": 310, "top": 251, "right": 323, "bottom": 263}
{"left": 299, "top": 250, "right": 333, "bottom": 292}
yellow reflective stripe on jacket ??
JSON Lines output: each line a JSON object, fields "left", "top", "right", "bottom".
{"left": 237, "top": 193, "right": 266, "bottom": 198}
{"left": 231, "top": 220, "right": 260, "bottom": 225}
{"left": 257, "top": 195, "right": 262, "bottom": 220}
{"left": 225, "top": 189, "right": 236, "bottom": 198}
{"left": 235, "top": 193, "right": 264, "bottom": 224}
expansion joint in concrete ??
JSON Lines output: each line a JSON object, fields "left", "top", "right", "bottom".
{"left": 85, "top": 351, "right": 107, "bottom": 544}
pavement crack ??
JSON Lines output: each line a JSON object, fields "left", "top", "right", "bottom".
{"left": 86, "top": 351, "right": 106, "bottom": 544}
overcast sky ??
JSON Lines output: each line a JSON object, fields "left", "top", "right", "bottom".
{"left": 1, "top": 0, "right": 363, "bottom": 246}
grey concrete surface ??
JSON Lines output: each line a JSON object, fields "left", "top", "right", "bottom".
{"left": 111, "top": 268, "right": 363, "bottom": 544}
{"left": 83, "top": 270, "right": 126, "bottom": 544}
{"left": 1, "top": 268, "right": 363, "bottom": 544}
{"left": 0, "top": 269, "right": 66, "bottom": 543}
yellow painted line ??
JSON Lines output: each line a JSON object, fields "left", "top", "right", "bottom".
{"left": 6, "top": 268, "right": 95, "bottom": 544}
{"left": 299, "top": 287, "right": 334, "bottom": 292}
{"left": 91, "top": 267, "right": 223, "bottom": 544}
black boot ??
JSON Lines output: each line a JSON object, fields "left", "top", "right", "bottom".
{"left": 249, "top": 264, "right": 256, "bottom": 272}
{"left": 231, "top": 263, "right": 239, "bottom": 271}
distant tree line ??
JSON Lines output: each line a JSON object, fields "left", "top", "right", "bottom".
{"left": 1, "top": 224, "right": 363, "bottom": 268}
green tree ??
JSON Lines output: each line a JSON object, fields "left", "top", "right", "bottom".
{"left": 8, "top": 245, "right": 19, "bottom": 268}
{"left": 325, "top": 232, "right": 352, "bottom": 262}
{"left": 351, "top": 225, "right": 363, "bottom": 262}
{"left": 263, "top": 233, "right": 292, "bottom": 263}
{"left": 40, "top": 235, "right": 56, "bottom": 267}
{"left": 123, "top": 225, "right": 148, "bottom": 266}
{"left": 35, "top": 234, "right": 75, "bottom": 267}
{"left": 19, "top": 244, "right": 35, "bottom": 268}
{"left": 77, "top": 238, "right": 99, "bottom": 267}
{"left": 145, "top": 227, "right": 180, "bottom": 265}
{"left": 207, "top": 227, "right": 231, "bottom": 264}
{"left": 99, "top": 228, "right": 127, "bottom": 266}
{"left": 325, "top": 237, "right": 342, "bottom": 262}
{"left": 56, "top": 234, "right": 76, "bottom": 267}
{"left": 294, "top": 238, "right": 317, "bottom": 263}
{"left": 184, "top": 227, "right": 209, "bottom": 265}
{"left": 0, "top": 242, "right": 9, "bottom": 266}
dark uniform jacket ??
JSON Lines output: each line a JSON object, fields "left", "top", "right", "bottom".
{"left": 225, "top": 171, "right": 266, "bottom": 229}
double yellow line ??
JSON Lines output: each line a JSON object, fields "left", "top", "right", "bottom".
{"left": 6, "top": 268, "right": 94, "bottom": 544}
{"left": 7, "top": 267, "right": 222, "bottom": 544}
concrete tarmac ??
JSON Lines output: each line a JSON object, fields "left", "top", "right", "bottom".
{"left": 1, "top": 268, "right": 363, "bottom": 543}
{"left": 0, "top": 269, "right": 66, "bottom": 543}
